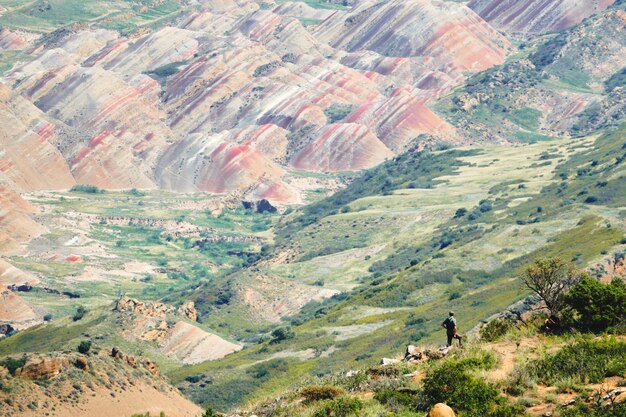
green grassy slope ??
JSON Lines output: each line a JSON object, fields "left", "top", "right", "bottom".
{"left": 166, "top": 125, "right": 626, "bottom": 411}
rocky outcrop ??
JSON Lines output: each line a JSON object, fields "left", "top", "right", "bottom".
{"left": 115, "top": 296, "right": 241, "bottom": 364}
{"left": 16, "top": 356, "right": 70, "bottom": 380}
{"left": 159, "top": 321, "right": 243, "bottom": 364}
{"left": 111, "top": 347, "right": 160, "bottom": 376}
{"left": 116, "top": 296, "right": 197, "bottom": 321}
{"left": 404, "top": 345, "right": 423, "bottom": 363}
{"left": 178, "top": 301, "right": 198, "bottom": 322}
{"left": 115, "top": 296, "right": 169, "bottom": 318}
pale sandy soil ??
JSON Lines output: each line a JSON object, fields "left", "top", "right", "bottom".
{"left": 15, "top": 381, "right": 202, "bottom": 417}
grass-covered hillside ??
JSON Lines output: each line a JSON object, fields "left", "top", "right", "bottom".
{"left": 163, "top": 124, "right": 625, "bottom": 411}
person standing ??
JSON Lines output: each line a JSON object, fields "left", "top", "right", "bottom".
{"left": 442, "top": 311, "right": 463, "bottom": 347}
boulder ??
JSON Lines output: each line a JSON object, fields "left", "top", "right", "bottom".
{"left": 74, "top": 357, "right": 89, "bottom": 371}
{"left": 429, "top": 403, "right": 456, "bottom": 417}
{"left": 178, "top": 302, "right": 197, "bottom": 321}
{"left": 404, "top": 345, "right": 423, "bottom": 362}
{"left": 380, "top": 358, "right": 401, "bottom": 366}
{"left": 143, "top": 358, "right": 159, "bottom": 376}
{"left": 111, "top": 346, "right": 123, "bottom": 360}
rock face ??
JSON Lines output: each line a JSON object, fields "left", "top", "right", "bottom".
{"left": 468, "top": 0, "right": 615, "bottom": 35}
{"left": 115, "top": 296, "right": 241, "bottom": 364}
{"left": 17, "top": 356, "right": 70, "bottom": 380}
{"left": 429, "top": 403, "right": 456, "bottom": 417}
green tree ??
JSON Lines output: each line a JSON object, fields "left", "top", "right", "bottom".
{"left": 77, "top": 340, "right": 92, "bottom": 354}
{"left": 521, "top": 258, "right": 581, "bottom": 316}
{"left": 565, "top": 277, "right": 626, "bottom": 332}
{"left": 73, "top": 305, "right": 87, "bottom": 321}
{"left": 270, "top": 327, "right": 295, "bottom": 344}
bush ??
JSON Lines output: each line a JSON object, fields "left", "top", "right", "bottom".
{"left": 201, "top": 407, "right": 220, "bottom": 417}
{"left": 270, "top": 327, "right": 295, "bottom": 344}
{"left": 480, "top": 318, "right": 514, "bottom": 342}
{"left": 313, "top": 396, "right": 363, "bottom": 417}
{"left": 1, "top": 357, "right": 25, "bottom": 375}
{"left": 374, "top": 387, "right": 421, "bottom": 411}
{"left": 565, "top": 277, "right": 626, "bottom": 332}
{"left": 70, "top": 184, "right": 104, "bottom": 193}
{"left": 185, "top": 374, "right": 203, "bottom": 383}
{"left": 528, "top": 338, "right": 626, "bottom": 385}
{"left": 323, "top": 104, "right": 354, "bottom": 123}
{"left": 246, "top": 359, "right": 289, "bottom": 380}
{"left": 73, "top": 306, "right": 87, "bottom": 321}
{"left": 77, "top": 340, "right": 92, "bottom": 354}
{"left": 301, "top": 385, "right": 345, "bottom": 402}
{"left": 454, "top": 208, "right": 467, "bottom": 218}
{"left": 43, "top": 313, "right": 53, "bottom": 322}
{"left": 422, "top": 362, "right": 500, "bottom": 416}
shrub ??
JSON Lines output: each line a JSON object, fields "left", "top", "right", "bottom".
{"left": 77, "top": 340, "right": 92, "bottom": 354}
{"left": 270, "top": 327, "right": 295, "bottom": 344}
{"left": 201, "top": 407, "right": 220, "bottom": 417}
{"left": 422, "top": 362, "right": 500, "bottom": 416}
{"left": 565, "top": 277, "right": 626, "bottom": 332}
{"left": 70, "top": 184, "right": 103, "bottom": 194}
{"left": 454, "top": 208, "right": 468, "bottom": 218}
{"left": 313, "top": 396, "right": 363, "bottom": 417}
{"left": 246, "top": 359, "right": 289, "bottom": 380}
{"left": 73, "top": 306, "right": 87, "bottom": 321}
{"left": 185, "top": 374, "right": 203, "bottom": 383}
{"left": 301, "top": 385, "right": 345, "bottom": 402}
{"left": 43, "top": 313, "right": 53, "bottom": 322}
{"left": 323, "top": 104, "right": 354, "bottom": 123}
{"left": 374, "top": 387, "right": 421, "bottom": 411}
{"left": 528, "top": 338, "right": 626, "bottom": 385}
{"left": 148, "top": 62, "right": 182, "bottom": 77}
{"left": 1, "top": 357, "right": 25, "bottom": 376}
{"left": 448, "top": 291, "right": 461, "bottom": 300}
{"left": 480, "top": 318, "right": 514, "bottom": 342}
{"left": 561, "top": 401, "right": 626, "bottom": 417}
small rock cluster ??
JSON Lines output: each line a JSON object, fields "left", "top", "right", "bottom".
{"left": 111, "top": 347, "right": 159, "bottom": 376}
{"left": 115, "top": 295, "right": 197, "bottom": 321}
{"left": 380, "top": 344, "right": 454, "bottom": 366}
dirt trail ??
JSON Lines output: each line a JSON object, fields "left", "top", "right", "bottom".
{"left": 483, "top": 336, "right": 542, "bottom": 381}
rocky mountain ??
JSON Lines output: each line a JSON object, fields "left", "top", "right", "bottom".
{"left": 0, "top": 0, "right": 516, "bottom": 209}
